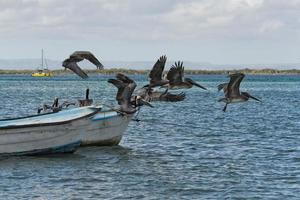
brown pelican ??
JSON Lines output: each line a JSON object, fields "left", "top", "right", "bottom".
{"left": 62, "top": 51, "right": 104, "bottom": 79}
{"left": 136, "top": 87, "right": 185, "bottom": 102}
{"left": 218, "top": 73, "right": 261, "bottom": 112}
{"left": 38, "top": 98, "right": 75, "bottom": 114}
{"left": 78, "top": 88, "right": 93, "bottom": 107}
{"left": 108, "top": 73, "right": 152, "bottom": 114}
{"left": 145, "top": 55, "right": 169, "bottom": 88}
{"left": 165, "top": 61, "right": 207, "bottom": 90}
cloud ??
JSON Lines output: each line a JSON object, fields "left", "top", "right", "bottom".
{"left": 0, "top": 0, "right": 299, "bottom": 42}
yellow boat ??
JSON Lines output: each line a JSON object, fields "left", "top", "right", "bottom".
{"left": 31, "top": 70, "right": 53, "bottom": 77}
{"left": 31, "top": 49, "right": 53, "bottom": 77}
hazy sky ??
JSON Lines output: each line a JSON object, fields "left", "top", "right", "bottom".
{"left": 0, "top": 0, "right": 299, "bottom": 65}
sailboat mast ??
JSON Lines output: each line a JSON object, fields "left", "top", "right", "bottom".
{"left": 41, "top": 49, "right": 44, "bottom": 68}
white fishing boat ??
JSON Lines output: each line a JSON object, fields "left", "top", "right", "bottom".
{"left": 81, "top": 109, "right": 133, "bottom": 146}
{"left": 0, "top": 106, "right": 133, "bottom": 156}
{"left": 0, "top": 107, "right": 96, "bottom": 156}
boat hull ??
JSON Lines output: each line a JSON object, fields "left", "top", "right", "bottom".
{"left": 0, "top": 107, "right": 100, "bottom": 156}
{"left": 81, "top": 111, "right": 133, "bottom": 146}
{"left": 0, "top": 107, "right": 134, "bottom": 155}
{"left": 0, "top": 124, "right": 82, "bottom": 156}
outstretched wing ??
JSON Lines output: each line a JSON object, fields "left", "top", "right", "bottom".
{"left": 149, "top": 89, "right": 185, "bottom": 102}
{"left": 71, "top": 51, "right": 104, "bottom": 69}
{"left": 62, "top": 51, "right": 103, "bottom": 79}
{"left": 167, "top": 61, "right": 184, "bottom": 85}
{"left": 160, "top": 91, "right": 185, "bottom": 102}
{"left": 149, "top": 55, "right": 167, "bottom": 82}
{"left": 116, "top": 73, "right": 135, "bottom": 84}
{"left": 227, "top": 73, "right": 245, "bottom": 98}
{"left": 108, "top": 73, "right": 137, "bottom": 106}
{"left": 218, "top": 83, "right": 228, "bottom": 92}
{"left": 65, "top": 62, "right": 88, "bottom": 79}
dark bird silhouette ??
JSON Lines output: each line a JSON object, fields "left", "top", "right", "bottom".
{"left": 136, "top": 87, "right": 185, "bottom": 102}
{"left": 218, "top": 73, "right": 261, "bottom": 112}
{"left": 108, "top": 73, "right": 152, "bottom": 114}
{"left": 78, "top": 88, "right": 93, "bottom": 107}
{"left": 62, "top": 51, "right": 104, "bottom": 79}
{"left": 38, "top": 98, "right": 75, "bottom": 114}
{"left": 145, "top": 55, "right": 169, "bottom": 88}
{"left": 165, "top": 61, "right": 207, "bottom": 90}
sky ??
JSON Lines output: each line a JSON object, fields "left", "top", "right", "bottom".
{"left": 0, "top": 0, "right": 299, "bottom": 66}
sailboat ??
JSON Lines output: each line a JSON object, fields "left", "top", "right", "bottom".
{"left": 31, "top": 49, "right": 53, "bottom": 77}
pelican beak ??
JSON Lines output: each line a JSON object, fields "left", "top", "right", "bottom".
{"left": 193, "top": 82, "right": 207, "bottom": 90}
{"left": 249, "top": 95, "right": 261, "bottom": 102}
{"left": 140, "top": 99, "right": 154, "bottom": 108}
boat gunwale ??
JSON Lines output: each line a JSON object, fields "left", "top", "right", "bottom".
{"left": 0, "top": 111, "right": 62, "bottom": 121}
{"left": 0, "top": 108, "right": 101, "bottom": 130}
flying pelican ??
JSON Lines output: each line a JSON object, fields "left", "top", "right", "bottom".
{"left": 62, "top": 51, "right": 104, "bottom": 79}
{"left": 108, "top": 73, "right": 152, "bottom": 114}
{"left": 218, "top": 73, "right": 261, "bottom": 112}
{"left": 144, "top": 55, "right": 169, "bottom": 88}
{"left": 165, "top": 61, "right": 207, "bottom": 90}
{"left": 136, "top": 87, "right": 185, "bottom": 102}
{"left": 78, "top": 88, "right": 93, "bottom": 107}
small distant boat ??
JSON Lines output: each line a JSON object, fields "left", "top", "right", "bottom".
{"left": 31, "top": 49, "right": 53, "bottom": 77}
{"left": 0, "top": 106, "right": 133, "bottom": 156}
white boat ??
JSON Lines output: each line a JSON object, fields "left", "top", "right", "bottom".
{"left": 81, "top": 109, "right": 133, "bottom": 146}
{"left": 0, "top": 106, "right": 133, "bottom": 156}
{"left": 0, "top": 107, "right": 98, "bottom": 156}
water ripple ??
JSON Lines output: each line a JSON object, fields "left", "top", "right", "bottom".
{"left": 0, "top": 74, "right": 300, "bottom": 199}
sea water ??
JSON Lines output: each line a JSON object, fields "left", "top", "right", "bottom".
{"left": 0, "top": 74, "right": 299, "bottom": 199}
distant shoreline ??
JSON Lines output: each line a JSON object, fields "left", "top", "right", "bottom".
{"left": 0, "top": 68, "right": 300, "bottom": 75}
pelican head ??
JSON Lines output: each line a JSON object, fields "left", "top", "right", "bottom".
{"left": 134, "top": 96, "right": 153, "bottom": 108}
{"left": 62, "top": 60, "right": 68, "bottom": 71}
{"left": 241, "top": 92, "right": 261, "bottom": 102}
{"left": 184, "top": 78, "right": 207, "bottom": 90}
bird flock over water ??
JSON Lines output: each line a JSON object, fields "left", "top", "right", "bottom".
{"left": 40, "top": 51, "right": 261, "bottom": 114}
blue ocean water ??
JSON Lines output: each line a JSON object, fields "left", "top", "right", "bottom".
{"left": 0, "top": 74, "right": 299, "bottom": 199}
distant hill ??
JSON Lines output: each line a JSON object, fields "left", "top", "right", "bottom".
{"left": 0, "top": 59, "right": 299, "bottom": 70}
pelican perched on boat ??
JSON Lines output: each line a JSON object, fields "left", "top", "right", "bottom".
{"left": 165, "top": 61, "right": 207, "bottom": 90}
{"left": 78, "top": 88, "right": 93, "bottom": 107}
{"left": 38, "top": 98, "right": 75, "bottom": 114}
{"left": 108, "top": 73, "right": 152, "bottom": 114}
{"left": 144, "top": 55, "right": 169, "bottom": 88}
{"left": 218, "top": 73, "right": 261, "bottom": 112}
{"left": 62, "top": 51, "right": 104, "bottom": 79}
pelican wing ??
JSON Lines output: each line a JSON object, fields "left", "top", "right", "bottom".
{"left": 218, "top": 83, "right": 228, "bottom": 96}
{"left": 108, "top": 79, "right": 127, "bottom": 105}
{"left": 65, "top": 62, "right": 88, "bottom": 79}
{"left": 71, "top": 51, "right": 104, "bottom": 69}
{"left": 157, "top": 91, "right": 185, "bottom": 102}
{"left": 108, "top": 73, "right": 137, "bottom": 106}
{"left": 227, "top": 73, "right": 245, "bottom": 98}
{"left": 116, "top": 73, "right": 135, "bottom": 84}
{"left": 62, "top": 51, "right": 103, "bottom": 79}
{"left": 167, "top": 61, "right": 184, "bottom": 84}
{"left": 149, "top": 55, "right": 167, "bottom": 82}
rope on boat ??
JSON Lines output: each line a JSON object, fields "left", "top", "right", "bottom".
{"left": 97, "top": 102, "right": 141, "bottom": 121}
{"left": 97, "top": 103, "right": 201, "bottom": 128}
{"left": 96, "top": 103, "right": 129, "bottom": 117}
{"left": 130, "top": 117, "right": 203, "bottom": 129}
